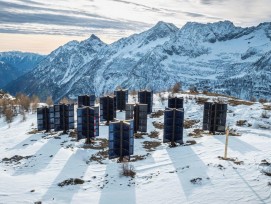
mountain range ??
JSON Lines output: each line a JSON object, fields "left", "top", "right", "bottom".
{"left": 0, "top": 51, "right": 44, "bottom": 87}
{"left": 4, "top": 20, "right": 271, "bottom": 101}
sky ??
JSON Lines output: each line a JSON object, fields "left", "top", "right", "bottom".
{"left": 0, "top": 0, "right": 271, "bottom": 54}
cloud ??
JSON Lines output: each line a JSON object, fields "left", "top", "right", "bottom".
{"left": 0, "top": 0, "right": 151, "bottom": 36}
{"left": 200, "top": 0, "right": 224, "bottom": 5}
{"left": 0, "top": 0, "right": 270, "bottom": 40}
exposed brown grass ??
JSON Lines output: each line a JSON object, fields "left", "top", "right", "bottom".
{"left": 150, "top": 110, "right": 164, "bottom": 118}
{"left": 218, "top": 156, "right": 244, "bottom": 165}
{"left": 188, "top": 129, "right": 204, "bottom": 138}
{"left": 152, "top": 121, "right": 164, "bottom": 129}
{"left": 89, "top": 150, "right": 108, "bottom": 164}
{"left": 134, "top": 132, "right": 148, "bottom": 139}
{"left": 184, "top": 140, "right": 197, "bottom": 146}
{"left": 236, "top": 120, "right": 247, "bottom": 127}
{"left": 229, "top": 129, "right": 241, "bottom": 136}
{"left": 228, "top": 99, "right": 254, "bottom": 106}
{"left": 58, "top": 178, "right": 85, "bottom": 187}
{"left": 148, "top": 130, "right": 159, "bottom": 138}
{"left": 184, "top": 119, "right": 200, "bottom": 129}
{"left": 195, "top": 97, "right": 208, "bottom": 104}
{"left": 263, "top": 105, "right": 271, "bottom": 110}
{"left": 120, "top": 163, "right": 136, "bottom": 178}
{"left": 143, "top": 141, "right": 161, "bottom": 152}
{"left": 27, "top": 129, "right": 39, "bottom": 134}
{"left": 69, "top": 129, "right": 77, "bottom": 138}
{"left": 83, "top": 138, "right": 108, "bottom": 150}
{"left": 130, "top": 154, "right": 149, "bottom": 162}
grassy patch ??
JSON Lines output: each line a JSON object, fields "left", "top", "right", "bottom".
{"left": 143, "top": 141, "right": 161, "bottom": 152}
{"left": 58, "top": 178, "right": 84, "bottom": 187}
{"left": 218, "top": 156, "right": 244, "bottom": 165}
{"left": 120, "top": 163, "right": 136, "bottom": 178}
{"left": 195, "top": 97, "right": 208, "bottom": 105}
{"left": 148, "top": 130, "right": 159, "bottom": 138}
{"left": 134, "top": 132, "right": 148, "bottom": 139}
{"left": 130, "top": 154, "right": 150, "bottom": 162}
{"left": 89, "top": 150, "right": 108, "bottom": 164}
{"left": 2, "top": 155, "right": 33, "bottom": 164}
{"left": 27, "top": 129, "right": 39, "bottom": 134}
{"left": 263, "top": 105, "right": 271, "bottom": 110}
{"left": 152, "top": 121, "right": 164, "bottom": 129}
{"left": 188, "top": 129, "right": 204, "bottom": 138}
{"left": 150, "top": 110, "right": 164, "bottom": 118}
{"left": 184, "top": 140, "right": 197, "bottom": 146}
{"left": 228, "top": 99, "right": 254, "bottom": 106}
{"left": 184, "top": 119, "right": 200, "bottom": 129}
{"left": 83, "top": 138, "right": 108, "bottom": 150}
{"left": 236, "top": 120, "right": 247, "bottom": 126}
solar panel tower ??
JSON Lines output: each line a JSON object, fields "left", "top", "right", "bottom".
{"left": 138, "top": 90, "right": 153, "bottom": 114}
{"left": 108, "top": 120, "right": 134, "bottom": 161}
{"left": 163, "top": 108, "right": 184, "bottom": 146}
{"left": 77, "top": 106, "right": 99, "bottom": 144}
{"left": 37, "top": 107, "right": 53, "bottom": 132}
{"left": 78, "top": 95, "right": 96, "bottom": 107}
{"left": 114, "top": 89, "right": 128, "bottom": 111}
{"left": 125, "top": 103, "right": 147, "bottom": 133}
{"left": 100, "top": 96, "right": 116, "bottom": 124}
{"left": 54, "top": 104, "right": 75, "bottom": 133}
{"left": 168, "top": 97, "right": 184, "bottom": 109}
{"left": 203, "top": 102, "right": 227, "bottom": 134}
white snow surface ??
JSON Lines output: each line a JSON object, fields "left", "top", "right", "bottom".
{"left": 0, "top": 92, "right": 271, "bottom": 204}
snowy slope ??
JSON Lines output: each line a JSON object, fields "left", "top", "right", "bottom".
{"left": 4, "top": 21, "right": 271, "bottom": 101}
{"left": 0, "top": 92, "right": 271, "bottom": 204}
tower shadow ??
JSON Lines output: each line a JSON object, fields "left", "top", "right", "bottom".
{"left": 166, "top": 145, "right": 211, "bottom": 198}
{"left": 42, "top": 149, "right": 90, "bottom": 203}
{"left": 213, "top": 135, "right": 259, "bottom": 154}
{"left": 99, "top": 162, "right": 136, "bottom": 204}
{"left": 13, "top": 136, "right": 63, "bottom": 175}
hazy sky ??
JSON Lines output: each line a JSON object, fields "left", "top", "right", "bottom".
{"left": 0, "top": 0, "right": 271, "bottom": 54}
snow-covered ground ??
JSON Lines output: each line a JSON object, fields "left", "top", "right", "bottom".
{"left": 0, "top": 92, "right": 271, "bottom": 204}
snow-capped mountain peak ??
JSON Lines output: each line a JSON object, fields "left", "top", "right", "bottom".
{"left": 4, "top": 20, "right": 271, "bottom": 101}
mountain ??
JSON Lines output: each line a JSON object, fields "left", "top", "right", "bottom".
{"left": 0, "top": 51, "right": 45, "bottom": 87}
{"left": 0, "top": 61, "right": 17, "bottom": 87}
{"left": 4, "top": 21, "right": 271, "bottom": 101}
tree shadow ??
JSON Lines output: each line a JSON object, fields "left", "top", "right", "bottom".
{"left": 98, "top": 162, "right": 136, "bottom": 204}
{"left": 42, "top": 149, "right": 89, "bottom": 203}
{"left": 213, "top": 136, "right": 259, "bottom": 153}
{"left": 13, "top": 137, "right": 63, "bottom": 175}
{"left": 166, "top": 145, "right": 211, "bottom": 198}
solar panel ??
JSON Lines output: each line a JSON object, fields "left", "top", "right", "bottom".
{"left": 138, "top": 90, "right": 153, "bottom": 114}
{"left": 77, "top": 106, "right": 99, "bottom": 141}
{"left": 114, "top": 89, "right": 128, "bottom": 111}
{"left": 54, "top": 104, "right": 75, "bottom": 132}
{"left": 163, "top": 108, "right": 184, "bottom": 145}
{"left": 78, "top": 95, "right": 96, "bottom": 107}
{"left": 125, "top": 103, "right": 148, "bottom": 133}
{"left": 100, "top": 96, "right": 116, "bottom": 123}
{"left": 125, "top": 104, "right": 134, "bottom": 120}
{"left": 49, "top": 106, "right": 54, "bottom": 130}
{"left": 168, "top": 97, "right": 184, "bottom": 109}
{"left": 203, "top": 102, "right": 227, "bottom": 133}
{"left": 134, "top": 104, "right": 148, "bottom": 133}
{"left": 37, "top": 107, "right": 51, "bottom": 131}
{"left": 108, "top": 120, "right": 134, "bottom": 160}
